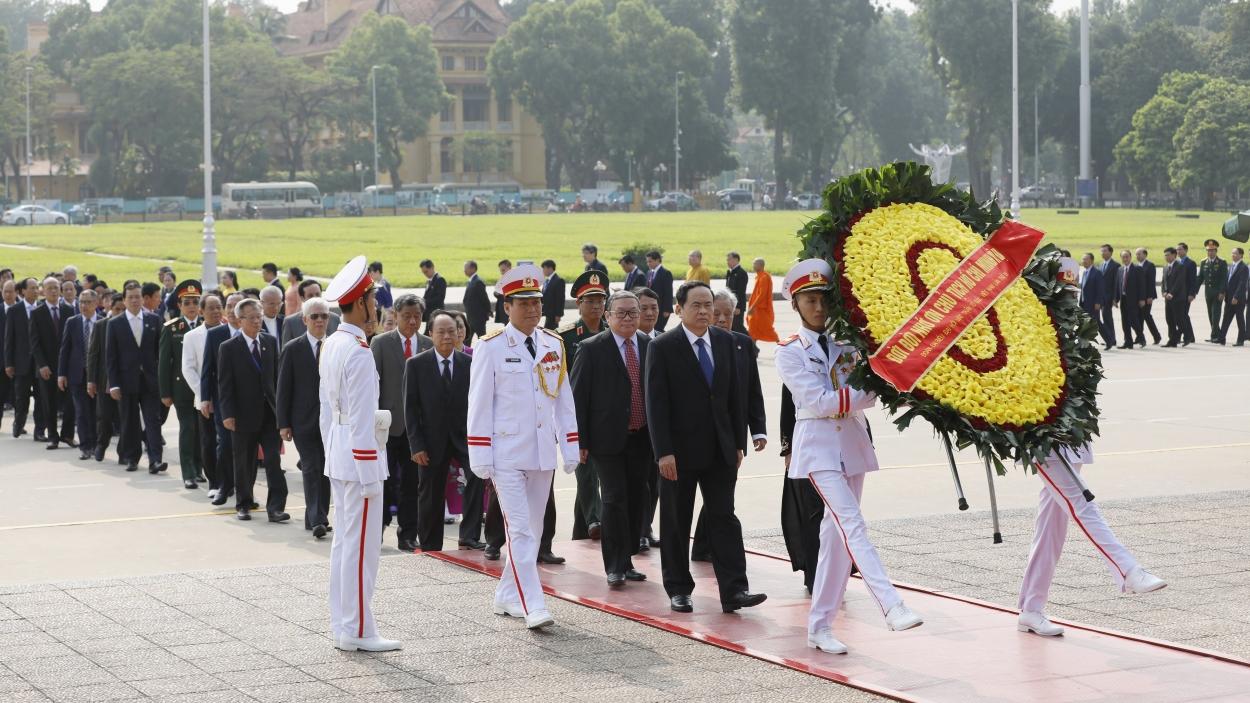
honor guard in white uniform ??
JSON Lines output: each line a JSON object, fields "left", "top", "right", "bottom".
{"left": 468, "top": 263, "right": 580, "bottom": 630}
{"left": 775, "top": 259, "right": 923, "bottom": 655}
{"left": 320, "top": 255, "right": 401, "bottom": 652}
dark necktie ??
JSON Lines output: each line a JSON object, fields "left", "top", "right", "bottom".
{"left": 51, "top": 306, "right": 58, "bottom": 326}
{"left": 525, "top": 336, "right": 536, "bottom": 359}
{"left": 695, "top": 338, "right": 713, "bottom": 387}
{"left": 315, "top": 339, "right": 322, "bottom": 362}
{"left": 442, "top": 358, "right": 452, "bottom": 389}
{"left": 252, "top": 339, "right": 262, "bottom": 367}
{"left": 817, "top": 333, "right": 829, "bottom": 360}
{"left": 624, "top": 338, "right": 644, "bottom": 431}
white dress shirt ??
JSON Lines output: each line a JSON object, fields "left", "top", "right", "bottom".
{"left": 306, "top": 332, "right": 324, "bottom": 360}
{"left": 126, "top": 309, "right": 144, "bottom": 346}
{"left": 435, "top": 349, "right": 455, "bottom": 376}
{"left": 263, "top": 316, "right": 280, "bottom": 339}
{"left": 182, "top": 322, "right": 220, "bottom": 406}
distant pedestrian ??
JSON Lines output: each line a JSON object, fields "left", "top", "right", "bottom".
{"left": 1198, "top": 239, "right": 1227, "bottom": 343}
{"left": 1177, "top": 242, "right": 1198, "bottom": 345}
{"left": 620, "top": 255, "right": 645, "bottom": 291}
{"left": 462, "top": 260, "right": 490, "bottom": 345}
{"left": 368, "top": 261, "right": 393, "bottom": 310}
{"left": 685, "top": 250, "right": 711, "bottom": 285}
{"left": 1115, "top": 250, "right": 1145, "bottom": 349}
{"left": 746, "top": 257, "right": 778, "bottom": 342}
{"left": 494, "top": 259, "right": 511, "bottom": 325}
{"left": 1217, "top": 247, "right": 1247, "bottom": 345}
{"left": 725, "top": 252, "right": 748, "bottom": 334}
{"left": 1135, "top": 248, "right": 1162, "bottom": 344}
{"left": 644, "top": 251, "right": 673, "bottom": 331}
{"left": 540, "top": 259, "right": 565, "bottom": 330}
{"left": 1162, "top": 247, "right": 1184, "bottom": 347}
{"left": 583, "top": 243, "right": 608, "bottom": 274}
{"left": 420, "top": 259, "right": 446, "bottom": 313}
{"left": 1097, "top": 244, "right": 1120, "bottom": 350}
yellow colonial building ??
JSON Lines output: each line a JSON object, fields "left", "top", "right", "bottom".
{"left": 281, "top": 0, "right": 546, "bottom": 188}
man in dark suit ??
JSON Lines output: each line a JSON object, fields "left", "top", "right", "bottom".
{"left": 259, "top": 285, "right": 285, "bottom": 341}
{"left": 420, "top": 259, "right": 447, "bottom": 314}
{"left": 1136, "top": 248, "right": 1162, "bottom": 344}
{"left": 1115, "top": 250, "right": 1145, "bottom": 349}
{"left": 1177, "top": 242, "right": 1198, "bottom": 345}
{"left": 5, "top": 277, "right": 44, "bottom": 439}
{"left": 725, "top": 252, "right": 749, "bottom": 334}
{"left": 405, "top": 310, "right": 484, "bottom": 551}
{"left": 217, "top": 298, "right": 288, "bottom": 522}
{"left": 30, "top": 276, "right": 77, "bottom": 449}
{"left": 540, "top": 259, "right": 565, "bottom": 330}
{"left": 0, "top": 279, "right": 14, "bottom": 433}
{"left": 620, "top": 255, "right": 645, "bottom": 292}
{"left": 106, "top": 284, "right": 167, "bottom": 473}
{"left": 582, "top": 243, "right": 608, "bottom": 274}
{"left": 1218, "top": 247, "right": 1248, "bottom": 345}
{"left": 644, "top": 251, "right": 674, "bottom": 331}
{"left": 1096, "top": 244, "right": 1120, "bottom": 350}
{"left": 493, "top": 259, "right": 511, "bottom": 325}
{"left": 572, "top": 291, "right": 652, "bottom": 585}
{"left": 1162, "top": 247, "right": 1185, "bottom": 347}
{"left": 278, "top": 296, "right": 332, "bottom": 537}
{"left": 87, "top": 293, "right": 124, "bottom": 461}
{"left": 461, "top": 260, "right": 491, "bottom": 346}
{"left": 1078, "top": 253, "right": 1103, "bottom": 320}
{"left": 1198, "top": 238, "right": 1228, "bottom": 342}
{"left": 58, "top": 289, "right": 98, "bottom": 460}
{"left": 644, "top": 281, "right": 765, "bottom": 614}
{"left": 204, "top": 293, "right": 244, "bottom": 501}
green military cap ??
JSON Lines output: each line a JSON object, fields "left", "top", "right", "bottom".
{"left": 571, "top": 270, "right": 608, "bottom": 300}
{"left": 173, "top": 279, "right": 202, "bottom": 300}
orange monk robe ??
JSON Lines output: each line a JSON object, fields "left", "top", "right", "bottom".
{"left": 746, "top": 271, "right": 779, "bottom": 342}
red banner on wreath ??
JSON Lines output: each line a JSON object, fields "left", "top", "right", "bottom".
{"left": 868, "top": 220, "right": 1046, "bottom": 392}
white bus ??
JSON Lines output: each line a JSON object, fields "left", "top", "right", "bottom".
{"left": 221, "top": 181, "right": 322, "bottom": 218}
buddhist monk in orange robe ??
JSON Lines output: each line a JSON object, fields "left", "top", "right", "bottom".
{"left": 746, "top": 257, "right": 779, "bottom": 342}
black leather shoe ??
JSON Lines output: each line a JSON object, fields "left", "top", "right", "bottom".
{"left": 183, "top": 480, "right": 198, "bottom": 490}
{"left": 62, "top": 438, "right": 76, "bottom": 448}
{"left": 78, "top": 451, "right": 92, "bottom": 461}
{"left": 670, "top": 595, "right": 693, "bottom": 613}
{"left": 458, "top": 539, "right": 486, "bottom": 550}
{"left": 312, "top": 524, "right": 327, "bottom": 539}
{"left": 587, "top": 522, "right": 602, "bottom": 540}
{"left": 397, "top": 539, "right": 418, "bottom": 552}
{"left": 624, "top": 569, "right": 646, "bottom": 582}
{"left": 195, "top": 473, "right": 207, "bottom": 483}
{"left": 1103, "top": 343, "right": 1113, "bottom": 350}
{"left": 152, "top": 461, "right": 168, "bottom": 473}
{"left": 1118, "top": 344, "right": 1133, "bottom": 349}
{"left": 1163, "top": 342, "right": 1178, "bottom": 347}
{"left": 34, "top": 432, "right": 47, "bottom": 442}
{"left": 12, "top": 428, "right": 25, "bottom": 438}
{"left": 45, "top": 442, "right": 59, "bottom": 450}
{"left": 93, "top": 448, "right": 104, "bottom": 462}
{"left": 537, "top": 551, "right": 566, "bottom": 565}
{"left": 267, "top": 511, "right": 291, "bottom": 523}
{"left": 638, "top": 537, "right": 650, "bottom": 552}
{"left": 607, "top": 572, "right": 625, "bottom": 587}
{"left": 210, "top": 492, "right": 228, "bottom": 506}
{"left": 483, "top": 546, "right": 501, "bottom": 560}
{"left": 125, "top": 462, "right": 139, "bottom": 472}
{"left": 237, "top": 509, "right": 251, "bottom": 521}
{"left": 1236, "top": 342, "right": 1246, "bottom": 347}
{"left": 249, "top": 501, "right": 260, "bottom": 510}
{"left": 646, "top": 531, "right": 661, "bottom": 548}
{"left": 721, "top": 591, "right": 768, "bottom": 613}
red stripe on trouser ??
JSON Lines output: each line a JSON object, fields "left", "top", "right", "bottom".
{"left": 808, "top": 475, "right": 888, "bottom": 616}
{"left": 1035, "top": 463, "right": 1126, "bottom": 579}
{"left": 497, "top": 492, "right": 529, "bottom": 615}
{"left": 358, "top": 497, "right": 369, "bottom": 638}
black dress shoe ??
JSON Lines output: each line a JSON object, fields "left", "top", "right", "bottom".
{"left": 312, "top": 524, "right": 327, "bottom": 539}
{"left": 125, "top": 462, "right": 139, "bottom": 472}
{"left": 397, "top": 539, "right": 418, "bottom": 552}
{"left": 638, "top": 537, "right": 650, "bottom": 552}
{"left": 646, "top": 532, "right": 661, "bottom": 548}
{"left": 670, "top": 595, "right": 693, "bottom": 613}
{"left": 1182, "top": 340, "right": 1191, "bottom": 346}
{"left": 12, "top": 428, "right": 25, "bottom": 438}
{"left": 78, "top": 451, "right": 92, "bottom": 461}
{"left": 62, "top": 438, "right": 76, "bottom": 448}
{"left": 237, "top": 509, "right": 251, "bottom": 521}
{"left": 607, "top": 573, "right": 625, "bottom": 587}
{"left": 588, "top": 522, "right": 602, "bottom": 540}
{"left": 267, "top": 511, "right": 291, "bottom": 523}
{"left": 1118, "top": 344, "right": 1133, "bottom": 349}
{"left": 624, "top": 569, "right": 646, "bottom": 582}
{"left": 1163, "top": 342, "right": 1178, "bottom": 347}
{"left": 93, "top": 448, "right": 104, "bottom": 462}
{"left": 537, "top": 551, "right": 566, "bottom": 565}
{"left": 325, "top": 525, "right": 333, "bottom": 533}
{"left": 195, "top": 473, "right": 207, "bottom": 483}
{"left": 154, "top": 462, "right": 168, "bottom": 473}
{"left": 1236, "top": 342, "right": 1246, "bottom": 347}
{"left": 45, "top": 442, "right": 59, "bottom": 450}
{"left": 34, "top": 432, "right": 47, "bottom": 442}
{"left": 249, "top": 501, "right": 260, "bottom": 510}
{"left": 721, "top": 591, "right": 768, "bottom": 613}
{"left": 183, "top": 480, "right": 198, "bottom": 490}
{"left": 210, "top": 492, "right": 228, "bottom": 506}
{"left": 458, "top": 539, "right": 486, "bottom": 550}
{"left": 1103, "top": 343, "right": 1113, "bottom": 350}
{"left": 483, "top": 546, "right": 501, "bottom": 560}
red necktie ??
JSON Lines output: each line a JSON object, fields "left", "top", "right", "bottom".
{"left": 403, "top": 336, "right": 412, "bottom": 359}
{"left": 624, "top": 337, "right": 645, "bottom": 431}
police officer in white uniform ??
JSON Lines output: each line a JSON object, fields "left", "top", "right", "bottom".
{"left": 468, "top": 263, "right": 580, "bottom": 630}
{"left": 774, "top": 259, "right": 923, "bottom": 655}
{"left": 320, "top": 255, "right": 401, "bottom": 652}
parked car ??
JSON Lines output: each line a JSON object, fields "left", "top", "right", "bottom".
{"left": 2, "top": 204, "right": 69, "bottom": 226}
{"left": 644, "top": 192, "right": 698, "bottom": 212}
{"left": 796, "top": 192, "right": 821, "bottom": 209}
{"left": 716, "top": 188, "right": 754, "bottom": 205}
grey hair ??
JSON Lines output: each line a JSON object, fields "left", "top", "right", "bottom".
{"left": 605, "top": 290, "right": 638, "bottom": 311}
{"left": 394, "top": 293, "right": 425, "bottom": 314}
{"left": 62, "top": 265, "right": 78, "bottom": 276}
{"left": 302, "top": 296, "right": 329, "bottom": 317}
{"left": 78, "top": 288, "right": 98, "bottom": 302}
{"left": 234, "top": 298, "right": 261, "bottom": 318}
{"left": 260, "top": 285, "right": 283, "bottom": 302}
{"left": 713, "top": 289, "right": 738, "bottom": 309}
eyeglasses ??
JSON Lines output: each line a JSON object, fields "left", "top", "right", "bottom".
{"left": 612, "top": 310, "right": 639, "bottom": 319}
{"left": 307, "top": 313, "right": 329, "bottom": 320}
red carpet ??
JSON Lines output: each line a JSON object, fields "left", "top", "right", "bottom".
{"left": 427, "top": 541, "right": 1250, "bottom": 702}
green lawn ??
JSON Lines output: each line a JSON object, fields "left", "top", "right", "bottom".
{"left": 0, "top": 208, "right": 1228, "bottom": 288}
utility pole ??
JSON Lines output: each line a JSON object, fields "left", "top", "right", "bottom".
{"left": 1010, "top": 0, "right": 1020, "bottom": 218}
{"left": 371, "top": 65, "right": 381, "bottom": 206}
{"left": 201, "top": 0, "right": 217, "bottom": 286}
{"left": 674, "top": 71, "right": 682, "bottom": 192}
{"left": 25, "top": 65, "right": 33, "bottom": 203}
{"left": 1079, "top": 0, "right": 1091, "bottom": 206}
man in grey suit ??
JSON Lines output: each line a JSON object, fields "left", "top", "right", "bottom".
{"left": 462, "top": 260, "right": 491, "bottom": 346}
{"left": 370, "top": 293, "right": 432, "bottom": 550}
{"left": 280, "top": 279, "right": 340, "bottom": 347}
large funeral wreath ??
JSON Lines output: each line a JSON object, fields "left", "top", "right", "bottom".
{"left": 797, "top": 161, "right": 1103, "bottom": 472}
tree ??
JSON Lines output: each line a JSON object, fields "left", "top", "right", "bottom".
{"left": 1113, "top": 71, "right": 1208, "bottom": 195}
{"left": 459, "top": 132, "right": 511, "bottom": 184}
{"left": 211, "top": 41, "right": 284, "bottom": 184}
{"left": 1169, "top": 77, "right": 1250, "bottom": 210}
{"left": 1094, "top": 21, "right": 1203, "bottom": 150}
{"left": 271, "top": 60, "right": 338, "bottom": 180}
{"left": 0, "top": 47, "right": 55, "bottom": 201}
{"left": 325, "top": 12, "right": 449, "bottom": 190}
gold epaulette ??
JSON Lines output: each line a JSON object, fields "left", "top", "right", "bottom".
{"left": 163, "top": 317, "right": 182, "bottom": 329}
{"left": 556, "top": 321, "right": 577, "bottom": 334}
{"left": 480, "top": 328, "right": 504, "bottom": 343}
{"left": 778, "top": 334, "right": 800, "bottom": 346}
{"left": 540, "top": 327, "right": 564, "bottom": 344}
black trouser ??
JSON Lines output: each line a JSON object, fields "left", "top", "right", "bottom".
{"left": 0, "top": 371, "right": 10, "bottom": 427}
{"left": 1206, "top": 292, "right": 1223, "bottom": 339}
{"left": 231, "top": 413, "right": 287, "bottom": 513}
{"left": 571, "top": 460, "right": 601, "bottom": 539}
{"left": 1119, "top": 302, "right": 1142, "bottom": 346}
{"left": 386, "top": 433, "right": 416, "bottom": 537}
{"left": 1178, "top": 296, "right": 1196, "bottom": 343}
{"left": 1098, "top": 301, "right": 1116, "bottom": 346}
{"left": 592, "top": 429, "right": 651, "bottom": 575}
{"left": 1219, "top": 301, "right": 1246, "bottom": 343}
{"left": 213, "top": 408, "right": 234, "bottom": 494}
{"left": 293, "top": 432, "right": 329, "bottom": 530}
{"left": 414, "top": 447, "right": 485, "bottom": 550}
{"left": 94, "top": 389, "right": 117, "bottom": 457}
{"left": 173, "top": 397, "right": 200, "bottom": 481}
{"left": 11, "top": 373, "right": 37, "bottom": 435}
{"left": 1141, "top": 298, "right": 1162, "bottom": 342}
{"left": 655, "top": 313, "right": 671, "bottom": 332}
{"left": 659, "top": 463, "right": 748, "bottom": 601}
{"left": 119, "top": 387, "right": 163, "bottom": 465}
{"left": 198, "top": 412, "right": 217, "bottom": 487}
{"left": 732, "top": 311, "right": 747, "bottom": 335}
{"left": 641, "top": 460, "right": 659, "bottom": 540}
{"left": 543, "top": 315, "right": 559, "bottom": 330}
{"left": 1165, "top": 297, "right": 1182, "bottom": 344}
{"left": 40, "top": 376, "right": 73, "bottom": 442}
{"left": 487, "top": 480, "right": 556, "bottom": 552}
{"left": 69, "top": 382, "right": 96, "bottom": 451}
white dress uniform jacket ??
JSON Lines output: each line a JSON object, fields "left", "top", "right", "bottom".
{"left": 467, "top": 324, "right": 580, "bottom": 473}
{"left": 181, "top": 321, "right": 217, "bottom": 407}
{"left": 319, "top": 322, "right": 388, "bottom": 485}
{"left": 775, "top": 327, "right": 878, "bottom": 478}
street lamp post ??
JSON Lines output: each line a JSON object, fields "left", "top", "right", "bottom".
{"left": 674, "top": 71, "right": 682, "bottom": 193}
{"left": 655, "top": 163, "right": 667, "bottom": 193}
{"left": 1009, "top": 0, "right": 1021, "bottom": 218}
{"left": 371, "top": 65, "right": 381, "bottom": 208}
{"left": 201, "top": 0, "right": 217, "bottom": 286}
{"left": 1079, "top": 0, "right": 1091, "bottom": 207}
{"left": 25, "top": 65, "right": 32, "bottom": 204}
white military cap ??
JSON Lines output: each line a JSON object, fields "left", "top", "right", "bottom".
{"left": 495, "top": 263, "right": 545, "bottom": 299}
{"left": 782, "top": 258, "right": 835, "bottom": 300}
{"left": 325, "top": 255, "right": 374, "bottom": 304}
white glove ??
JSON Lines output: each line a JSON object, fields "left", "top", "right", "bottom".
{"left": 361, "top": 480, "right": 383, "bottom": 499}
{"left": 563, "top": 462, "right": 578, "bottom": 474}
{"left": 471, "top": 464, "right": 493, "bottom": 480}
{"left": 373, "top": 409, "right": 391, "bottom": 450}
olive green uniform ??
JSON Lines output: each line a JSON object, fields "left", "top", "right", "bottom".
{"left": 158, "top": 317, "right": 201, "bottom": 482}
{"left": 1199, "top": 256, "right": 1228, "bottom": 340}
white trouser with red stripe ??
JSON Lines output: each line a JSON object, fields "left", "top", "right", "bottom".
{"left": 329, "top": 478, "right": 383, "bottom": 640}
{"left": 1018, "top": 461, "right": 1139, "bottom": 614}
{"left": 491, "top": 467, "right": 553, "bottom": 614}
{"left": 807, "top": 469, "right": 903, "bottom": 634}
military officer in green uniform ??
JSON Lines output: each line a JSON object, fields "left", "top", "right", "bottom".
{"left": 560, "top": 270, "right": 608, "bottom": 540}
{"left": 159, "top": 280, "right": 204, "bottom": 490}
{"left": 1199, "top": 238, "right": 1228, "bottom": 342}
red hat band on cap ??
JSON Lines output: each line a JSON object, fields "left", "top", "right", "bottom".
{"left": 789, "top": 271, "right": 829, "bottom": 298}
{"left": 502, "top": 276, "right": 541, "bottom": 297}
{"left": 339, "top": 272, "right": 374, "bottom": 305}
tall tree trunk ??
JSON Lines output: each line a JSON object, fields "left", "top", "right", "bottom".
{"left": 965, "top": 108, "right": 988, "bottom": 199}
{"left": 772, "top": 111, "right": 786, "bottom": 196}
